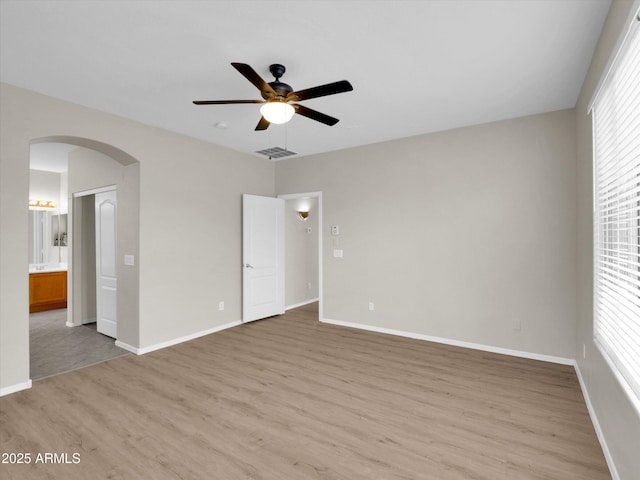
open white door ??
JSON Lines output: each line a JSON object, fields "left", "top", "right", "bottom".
{"left": 95, "top": 190, "right": 117, "bottom": 338}
{"left": 243, "top": 194, "right": 285, "bottom": 323}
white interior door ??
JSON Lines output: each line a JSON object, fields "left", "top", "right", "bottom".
{"left": 243, "top": 194, "right": 285, "bottom": 323}
{"left": 95, "top": 190, "right": 117, "bottom": 338}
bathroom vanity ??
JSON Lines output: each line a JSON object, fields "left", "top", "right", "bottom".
{"left": 28, "top": 208, "right": 68, "bottom": 312}
{"left": 29, "top": 268, "right": 67, "bottom": 313}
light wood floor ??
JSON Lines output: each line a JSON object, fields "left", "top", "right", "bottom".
{"left": 1, "top": 303, "right": 610, "bottom": 479}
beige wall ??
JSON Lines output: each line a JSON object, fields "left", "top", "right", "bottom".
{"left": 0, "top": 82, "right": 274, "bottom": 392}
{"left": 67, "top": 147, "right": 139, "bottom": 347}
{"left": 575, "top": 1, "right": 640, "bottom": 479}
{"left": 277, "top": 109, "right": 577, "bottom": 360}
{"left": 0, "top": 85, "right": 31, "bottom": 391}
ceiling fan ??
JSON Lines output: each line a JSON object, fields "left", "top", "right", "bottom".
{"left": 193, "top": 62, "right": 353, "bottom": 131}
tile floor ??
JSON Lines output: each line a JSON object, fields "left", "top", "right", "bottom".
{"left": 30, "top": 309, "right": 129, "bottom": 380}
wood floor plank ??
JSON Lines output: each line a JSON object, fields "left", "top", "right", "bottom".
{"left": 1, "top": 303, "right": 610, "bottom": 479}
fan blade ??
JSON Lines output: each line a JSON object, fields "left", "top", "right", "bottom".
{"left": 255, "top": 116, "right": 270, "bottom": 131}
{"left": 287, "top": 80, "right": 353, "bottom": 102}
{"left": 293, "top": 104, "right": 339, "bottom": 126}
{"left": 193, "top": 99, "right": 265, "bottom": 105}
{"left": 231, "top": 62, "right": 277, "bottom": 99}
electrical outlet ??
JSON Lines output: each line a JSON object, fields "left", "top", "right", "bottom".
{"left": 368, "top": 302, "right": 375, "bottom": 311}
{"left": 218, "top": 301, "right": 224, "bottom": 311}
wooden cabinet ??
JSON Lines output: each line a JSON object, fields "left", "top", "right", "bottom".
{"left": 29, "top": 271, "right": 67, "bottom": 313}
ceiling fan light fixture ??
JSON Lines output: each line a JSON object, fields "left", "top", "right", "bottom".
{"left": 260, "top": 101, "right": 295, "bottom": 124}
{"left": 194, "top": 63, "right": 353, "bottom": 131}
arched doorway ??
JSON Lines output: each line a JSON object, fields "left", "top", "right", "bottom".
{"left": 29, "top": 136, "right": 140, "bottom": 377}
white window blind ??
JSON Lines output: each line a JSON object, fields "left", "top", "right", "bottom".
{"left": 592, "top": 10, "right": 640, "bottom": 406}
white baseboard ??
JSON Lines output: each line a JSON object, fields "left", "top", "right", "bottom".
{"left": 0, "top": 379, "right": 32, "bottom": 397}
{"left": 574, "top": 364, "right": 619, "bottom": 480}
{"left": 66, "top": 321, "right": 84, "bottom": 327}
{"left": 285, "top": 298, "right": 319, "bottom": 311}
{"left": 67, "top": 317, "right": 96, "bottom": 328}
{"left": 115, "top": 320, "right": 243, "bottom": 355}
{"left": 114, "top": 340, "right": 140, "bottom": 354}
{"left": 320, "top": 317, "right": 575, "bottom": 366}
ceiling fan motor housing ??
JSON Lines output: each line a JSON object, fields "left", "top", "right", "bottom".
{"left": 267, "top": 81, "right": 293, "bottom": 99}
{"left": 265, "top": 64, "right": 292, "bottom": 100}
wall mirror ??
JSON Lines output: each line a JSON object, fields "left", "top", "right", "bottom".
{"left": 29, "top": 210, "right": 67, "bottom": 266}
{"left": 28, "top": 210, "right": 50, "bottom": 265}
{"left": 52, "top": 213, "right": 67, "bottom": 247}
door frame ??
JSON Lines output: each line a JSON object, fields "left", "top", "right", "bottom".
{"left": 277, "top": 191, "right": 323, "bottom": 320}
{"left": 69, "top": 185, "right": 117, "bottom": 329}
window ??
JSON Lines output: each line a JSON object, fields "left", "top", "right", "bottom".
{"left": 592, "top": 9, "right": 640, "bottom": 407}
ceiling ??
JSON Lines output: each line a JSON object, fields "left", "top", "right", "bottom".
{"left": 1, "top": 0, "right": 611, "bottom": 163}
{"left": 29, "top": 143, "right": 77, "bottom": 173}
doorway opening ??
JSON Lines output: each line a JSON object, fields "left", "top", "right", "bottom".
{"left": 28, "top": 136, "right": 140, "bottom": 380}
{"left": 278, "top": 191, "right": 323, "bottom": 320}
{"left": 72, "top": 187, "right": 118, "bottom": 335}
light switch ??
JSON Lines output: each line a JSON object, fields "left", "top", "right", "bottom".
{"left": 333, "top": 249, "right": 343, "bottom": 258}
{"left": 124, "top": 254, "right": 135, "bottom": 266}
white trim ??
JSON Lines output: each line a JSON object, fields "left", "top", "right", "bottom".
{"left": 114, "top": 340, "right": 142, "bottom": 355}
{"left": 320, "top": 318, "right": 574, "bottom": 366}
{"left": 285, "top": 298, "right": 319, "bottom": 311}
{"left": 115, "top": 320, "right": 242, "bottom": 355}
{"left": 66, "top": 317, "right": 96, "bottom": 328}
{"left": 0, "top": 379, "right": 32, "bottom": 397}
{"left": 72, "top": 184, "right": 116, "bottom": 198}
{"left": 574, "top": 364, "right": 620, "bottom": 480}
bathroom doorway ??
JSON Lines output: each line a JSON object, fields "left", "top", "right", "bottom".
{"left": 28, "top": 138, "right": 139, "bottom": 379}
{"left": 71, "top": 187, "right": 118, "bottom": 338}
